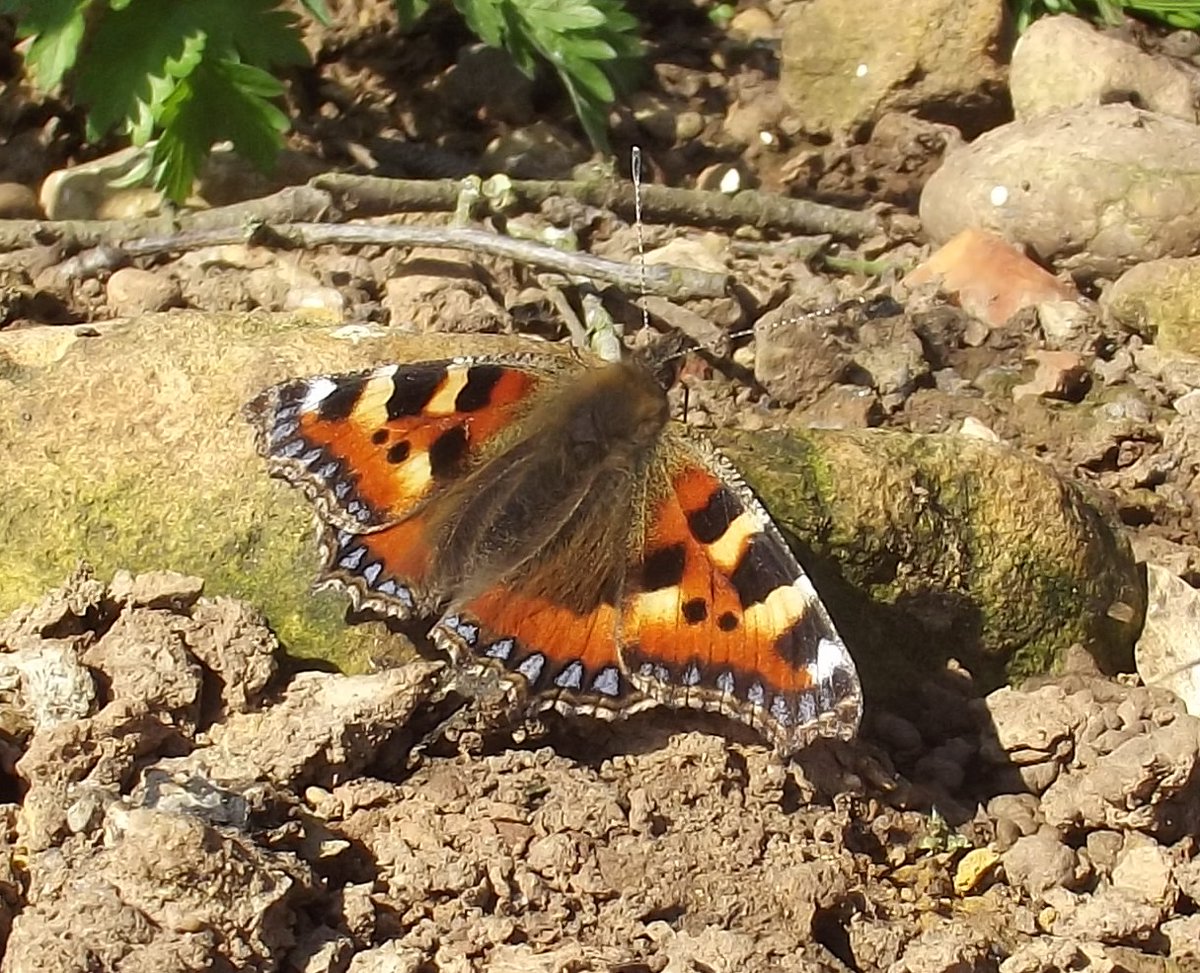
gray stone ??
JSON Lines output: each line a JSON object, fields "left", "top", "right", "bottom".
{"left": 779, "top": 0, "right": 1005, "bottom": 134}
{"left": 1002, "top": 831, "right": 1083, "bottom": 897}
{"left": 920, "top": 105, "right": 1200, "bottom": 276}
{"left": 1011, "top": 15, "right": 1200, "bottom": 123}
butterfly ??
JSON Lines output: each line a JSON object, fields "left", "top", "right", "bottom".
{"left": 246, "top": 352, "right": 862, "bottom": 754}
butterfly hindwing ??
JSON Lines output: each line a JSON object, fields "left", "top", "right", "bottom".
{"left": 618, "top": 437, "right": 862, "bottom": 753}
{"left": 431, "top": 584, "right": 648, "bottom": 718}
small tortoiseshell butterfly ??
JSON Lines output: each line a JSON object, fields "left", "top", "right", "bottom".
{"left": 247, "top": 353, "right": 862, "bottom": 754}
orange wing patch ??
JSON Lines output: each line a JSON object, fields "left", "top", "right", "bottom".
{"left": 433, "top": 586, "right": 645, "bottom": 716}
{"left": 317, "top": 516, "right": 437, "bottom": 617}
{"left": 620, "top": 460, "right": 861, "bottom": 751}
{"left": 247, "top": 361, "right": 542, "bottom": 531}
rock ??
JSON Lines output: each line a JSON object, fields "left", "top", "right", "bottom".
{"left": 17, "top": 702, "right": 177, "bottom": 851}
{"left": 1085, "top": 830, "right": 1124, "bottom": 876}
{"left": 849, "top": 314, "right": 929, "bottom": 405}
{"left": 729, "top": 6, "right": 776, "bottom": 42}
{"left": 0, "top": 638, "right": 96, "bottom": 735}
{"left": 1002, "top": 831, "right": 1084, "bottom": 897}
{"left": 1101, "top": 255, "right": 1200, "bottom": 358}
{"left": 38, "top": 145, "right": 162, "bottom": 221}
{"left": 906, "top": 229, "right": 1079, "bottom": 329}
{"left": 1012, "top": 350, "right": 1091, "bottom": 402}
{"left": 629, "top": 92, "right": 693, "bottom": 144}
{"left": 106, "top": 267, "right": 183, "bottom": 316}
{"left": 988, "top": 793, "right": 1042, "bottom": 851}
{"left": 481, "top": 121, "right": 589, "bottom": 179}
{"left": 284, "top": 284, "right": 346, "bottom": 316}
{"left": 888, "top": 922, "right": 994, "bottom": 973}
{"left": 345, "top": 942, "right": 425, "bottom": 973}
{"left": 953, "top": 846, "right": 1000, "bottom": 895}
{"left": 383, "top": 272, "right": 507, "bottom": 334}
{"left": 1011, "top": 15, "right": 1200, "bottom": 123}
{"left": 2, "top": 560, "right": 1195, "bottom": 970}
{"left": 1136, "top": 563, "right": 1200, "bottom": 717}
{"left": 958, "top": 416, "right": 1000, "bottom": 442}
{"left": 0, "top": 182, "right": 41, "bottom": 219}
{"left": 6, "top": 804, "right": 313, "bottom": 972}
{"left": 0, "top": 313, "right": 1145, "bottom": 694}
{"left": 1111, "top": 834, "right": 1177, "bottom": 910}
{"left": 1161, "top": 914, "right": 1200, "bottom": 960}
{"left": 180, "top": 598, "right": 277, "bottom": 715}
{"left": 1040, "top": 714, "right": 1200, "bottom": 840}
{"left": 1046, "top": 884, "right": 1165, "bottom": 944}
{"left": 753, "top": 303, "right": 851, "bottom": 407}
{"left": 437, "top": 44, "right": 534, "bottom": 126}
{"left": 979, "top": 685, "right": 1086, "bottom": 790}
{"left": 727, "top": 424, "right": 1144, "bottom": 693}
{"left": 998, "top": 939, "right": 1119, "bottom": 973}
{"left": 920, "top": 105, "right": 1200, "bottom": 276}
{"left": 180, "top": 664, "right": 441, "bottom": 789}
{"left": 1036, "top": 300, "right": 1093, "bottom": 350}
{"left": 109, "top": 569, "right": 204, "bottom": 610}
{"left": 81, "top": 610, "right": 203, "bottom": 720}
{"left": 796, "top": 385, "right": 883, "bottom": 429}
{"left": 779, "top": 0, "right": 1006, "bottom": 135}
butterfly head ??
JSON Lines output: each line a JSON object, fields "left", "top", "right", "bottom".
{"left": 562, "top": 360, "right": 670, "bottom": 466}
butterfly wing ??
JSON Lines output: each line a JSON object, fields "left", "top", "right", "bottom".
{"left": 246, "top": 358, "right": 557, "bottom": 616}
{"left": 428, "top": 460, "right": 651, "bottom": 719}
{"left": 618, "top": 435, "right": 862, "bottom": 754}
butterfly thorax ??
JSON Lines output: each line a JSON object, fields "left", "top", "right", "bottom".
{"left": 422, "top": 360, "right": 669, "bottom": 611}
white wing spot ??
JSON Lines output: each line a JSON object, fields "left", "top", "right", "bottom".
{"left": 338, "top": 547, "right": 365, "bottom": 570}
{"left": 300, "top": 377, "right": 338, "bottom": 412}
{"left": 592, "top": 667, "right": 621, "bottom": 697}
{"left": 815, "top": 638, "right": 847, "bottom": 683}
{"left": 555, "top": 661, "right": 584, "bottom": 690}
{"left": 485, "top": 638, "right": 515, "bottom": 661}
{"left": 517, "top": 653, "right": 546, "bottom": 684}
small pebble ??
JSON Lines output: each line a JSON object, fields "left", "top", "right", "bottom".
{"left": 0, "top": 181, "right": 42, "bottom": 218}
{"left": 106, "top": 267, "right": 182, "bottom": 316}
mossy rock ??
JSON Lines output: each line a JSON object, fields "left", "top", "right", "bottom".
{"left": 0, "top": 311, "right": 1144, "bottom": 697}
{"left": 721, "top": 429, "right": 1144, "bottom": 696}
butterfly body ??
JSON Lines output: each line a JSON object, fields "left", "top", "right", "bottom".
{"left": 247, "top": 353, "right": 862, "bottom": 754}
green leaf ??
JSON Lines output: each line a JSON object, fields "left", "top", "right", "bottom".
{"left": 557, "top": 54, "right": 613, "bottom": 102}
{"left": 74, "top": 3, "right": 206, "bottom": 139}
{"left": 455, "top": 0, "right": 507, "bottom": 48}
{"left": 524, "top": 0, "right": 604, "bottom": 32}
{"left": 195, "top": 0, "right": 310, "bottom": 69}
{"left": 74, "top": 0, "right": 307, "bottom": 142}
{"left": 17, "top": 0, "right": 90, "bottom": 90}
{"left": 151, "top": 57, "right": 290, "bottom": 202}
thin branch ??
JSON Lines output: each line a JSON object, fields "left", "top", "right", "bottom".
{"left": 0, "top": 186, "right": 333, "bottom": 253}
{"left": 312, "top": 173, "right": 882, "bottom": 241}
{"left": 53, "top": 221, "right": 730, "bottom": 300}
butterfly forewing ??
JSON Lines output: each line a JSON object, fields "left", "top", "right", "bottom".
{"left": 246, "top": 358, "right": 555, "bottom": 614}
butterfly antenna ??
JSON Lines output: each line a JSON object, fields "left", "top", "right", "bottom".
{"left": 631, "top": 145, "right": 650, "bottom": 334}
